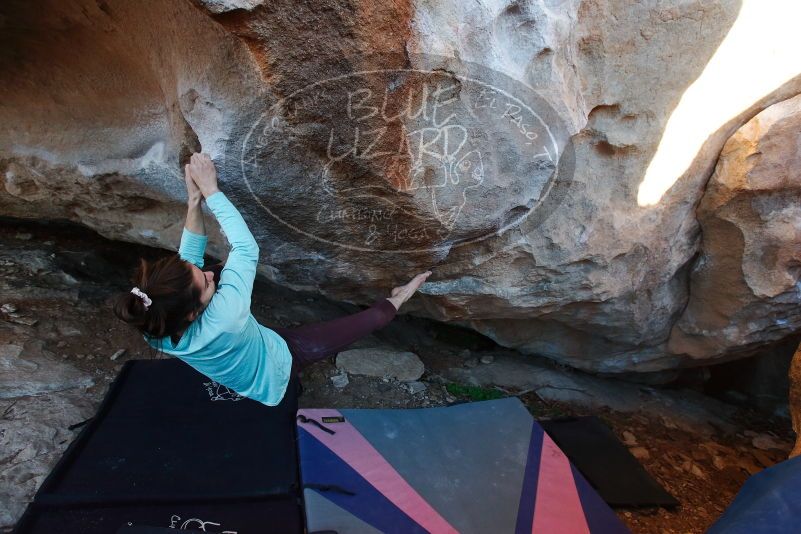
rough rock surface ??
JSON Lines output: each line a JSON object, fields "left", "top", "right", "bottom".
{"left": 0, "top": 341, "right": 94, "bottom": 398}
{"left": 336, "top": 348, "right": 425, "bottom": 381}
{"left": 1, "top": 0, "right": 801, "bottom": 373}
{"left": 444, "top": 352, "right": 737, "bottom": 436}
{"left": 0, "top": 391, "right": 96, "bottom": 528}
{"left": 668, "top": 94, "right": 801, "bottom": 362}
{"left": 790, "top": 343, "right": 801, "bottom": 458}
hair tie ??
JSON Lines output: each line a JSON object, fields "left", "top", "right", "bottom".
{"left": 131, "top": 287, "right": 152, "bottom": 310}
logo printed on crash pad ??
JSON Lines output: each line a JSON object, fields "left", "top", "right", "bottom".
{"left": 321, "top": 416, "right": 346, "bottom": 423}
{"left": 203, "top": 380, "right": 244, "bottom": 401}
{"left": 167, "top": 513, "right": 238, "bottom": 533}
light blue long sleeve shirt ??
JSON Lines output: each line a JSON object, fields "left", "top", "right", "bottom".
{"left": 144, "top": 191, "right": 293, "bottom": 406}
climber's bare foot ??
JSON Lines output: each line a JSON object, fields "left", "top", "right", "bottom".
{"left": 388, "top": 271, "right": 432, "bottom": 311}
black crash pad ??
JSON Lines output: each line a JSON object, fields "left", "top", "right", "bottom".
{"left": 541, "top": 416, "right": 678, "bottom": 508}
{"left": 13, "top": 358, "right": 302, "bottom": 534}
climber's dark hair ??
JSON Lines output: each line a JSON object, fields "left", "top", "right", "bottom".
{"left": 112, "top": 254, "right": 202, "bottom": 354}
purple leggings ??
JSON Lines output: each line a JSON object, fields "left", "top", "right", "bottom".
{"left": 271, "top": 298, "right": 397, "bottom": 377}
{"left": 205, "top": 263, "right": 397, "bottom": 376}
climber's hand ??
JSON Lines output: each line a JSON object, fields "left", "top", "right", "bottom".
{"left": 187, "top": 152, "right": 220, "bottom": 199}
{"left": 183, "top": 162, "right": 203, "bottom": 205}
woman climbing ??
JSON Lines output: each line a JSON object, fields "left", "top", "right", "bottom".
{"left": 113, "top": 152, "right": 432, "bottom": 407}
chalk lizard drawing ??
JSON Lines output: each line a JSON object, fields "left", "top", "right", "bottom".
{"left": 320, "top": 123, "right": 484, "bottom": 231}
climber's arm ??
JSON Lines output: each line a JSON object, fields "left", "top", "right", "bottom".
{"left": 178, "top": 165, "right": 208, "bottom": 269}
{"left": 202, "top": 191, "right": 259, "bottom": 332}
{"left": 186, "top": 153, "right": 258, "bottom": 333}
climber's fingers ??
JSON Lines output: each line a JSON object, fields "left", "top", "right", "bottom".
{"left": 184, "top": 163, "right": 194, "bottom": 186}
{"left": 192, "top": 153, "right": 213, "bottom": 174}
{"left": 183, "top": 163, "right": 202, "bottom": 202}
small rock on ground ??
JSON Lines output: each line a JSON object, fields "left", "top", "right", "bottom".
{"left": 57, "top": 325, "right": 82, "bottom": 337}
{"left": 405, "top": 381, "right": 427, "bottom": 395}
{"left": 752, "top": 433, "right": 786, "bottom": 451}
{"left": 336, "top": 348, "right": 424, "bottom": 382}
{"left": 623, "top": 430, "right": 638, "bottom": 446}
{"left": 330, "top": 373, "right": 349, "bottom": 389}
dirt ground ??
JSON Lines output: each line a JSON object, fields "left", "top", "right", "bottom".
{"left": 0, "top": 217, "right": 796, "bottom": 533}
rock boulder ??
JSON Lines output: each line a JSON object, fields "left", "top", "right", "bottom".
{"left": 2, "top": 0, "right": 801, "bottom": 374}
